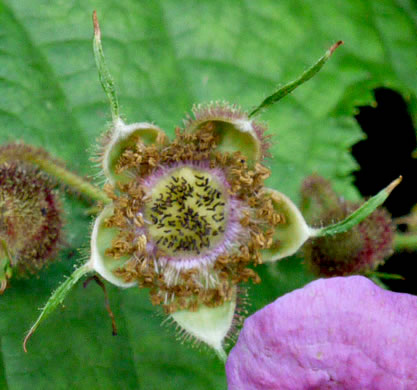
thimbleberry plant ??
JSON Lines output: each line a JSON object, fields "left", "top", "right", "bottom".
{"left": 15, "top": 12, "right": 400, "bottom": 360}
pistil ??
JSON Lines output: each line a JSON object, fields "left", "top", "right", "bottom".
{"left": 144, "top": 166, "right": 228, "bottom": 258}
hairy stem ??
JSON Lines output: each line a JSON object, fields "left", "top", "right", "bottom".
{"left": 0, "top": 239, "right": 13, "bottom": 294}
{"left": 215, "top": 348, "right": 227, "bottom": 363}
{"left": 365, "top": 271, "right": 404, "bottom": 280}
{"left": 31, "top": 153, "right": 110, "bottom": 204}
{"left": 394, "top": 232, "right": 417, "bottom": 252}
{"left": 0, "top": 144, "right": 110, "bottom": 204}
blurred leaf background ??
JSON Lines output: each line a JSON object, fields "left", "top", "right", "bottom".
{"left": 0, "top": 1, "right": 416, "bottom": 389}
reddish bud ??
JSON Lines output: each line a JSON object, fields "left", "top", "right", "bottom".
{"left": 300, "top": 174, "right": 394, "bottom": 276}
{"left": 0, "top": 162, "right": 62, "bottom": 292}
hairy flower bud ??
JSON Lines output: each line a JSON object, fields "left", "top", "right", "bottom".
{"left": 300, "top": 174, "right": 394, "bottom": 276}
{"left": 0, "top": 162, "right": 62, "bottom": 292}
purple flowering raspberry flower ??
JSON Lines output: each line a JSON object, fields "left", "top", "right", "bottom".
{"left": 226, "top": 276, "right": 417, "bottom": 389}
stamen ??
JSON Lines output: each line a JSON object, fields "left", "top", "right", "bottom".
{"left": 103, "top": 124, "right": 280, "bottom": 313}
{"left": 83, "top": 275, "right": 118, "bottom": 336}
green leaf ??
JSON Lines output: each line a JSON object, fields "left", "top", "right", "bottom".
{"left": 0, "top": 0, "right": 416, "bottom": 389}
{"left": 0, "top": 339, "right": 7, "bottom": 389}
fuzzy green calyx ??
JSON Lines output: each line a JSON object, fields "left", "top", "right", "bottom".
{"left": 144, "top": 166, "right": 228, "bottom": 257}
{"left": 24, "top": 18, "right": 394, "bottom": 358}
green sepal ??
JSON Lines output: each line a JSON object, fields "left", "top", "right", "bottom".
{"left": 93, "top": 10, "right": 119, "bottom": 121}
{"left": 93, "top": 12, "right": 167, "bottom": 186}
{"left": 88, "top": 205, "right": 137, "bottom": 288}
{"left": 170, "top": 291, "right": 237, "bottom": 362}
{"left": 365, "top": 271, "right": 404, "bottom": 280}
{"left": 185, "top": 103, "right": 266, "bottom": 166}
{"left": 249, "top": 41, "right": 343, "bottom": 117}
{"left": 208, "top": 120, "right": 261, "bottom": 164}
{"left": 102, "top": 119, "right": 165, "bottom": 185}
{"left": 260, "top": 189, "right": 312, "bottom": 263}
{"left": 312, "top": 177, "right": 402, "bottom": 237}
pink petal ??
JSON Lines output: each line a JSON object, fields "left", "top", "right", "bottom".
{"left": 226, "top": 276, "right": 417, "bottom": 390}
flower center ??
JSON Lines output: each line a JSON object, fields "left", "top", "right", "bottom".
{"left": 144, "top": 166, "right": 228, "bottom": 257}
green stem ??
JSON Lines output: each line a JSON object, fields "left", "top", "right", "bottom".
{"left": 215, "top": 348, "right": 227, "bottom": 363}
{"left": 369, "top": 276, "right": 389, "bottom": 290}
{"left": 31, "top": 154, "right": 110, "bottom": 204}
{"left": 312, "top": 177, "right": 402, "bottom": 237}
{"left": 249, "top": 41, "right": 343, "bottom": 117}
{"left": 0, "top": 239, "right": 13, "bottom": 293}
{"left": 365, "top": 271, "right": 404, "bottom": 280}
{"left": 394, "top": 232, "right": 417, "bottom": 252}
{"left": 0, "top": 239, "right": 13, "bottom": 266}
{"left": 85, "top": 205, "right": 103, "bottom": 216}
{"left": 93, "top": 11, "right": 120, "bottom": 122}
{"left": 0, "top": 144, "right": 110, "bottom": 204}
{"left": 23, "top": 263, "right": 93, "bottom": 352}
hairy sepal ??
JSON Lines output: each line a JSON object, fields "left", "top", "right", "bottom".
{"left": 260, "top": 189, "right": 312, "bottom": 263}
{"left": 184, "top": 103, "right": 268, "bottom": 165}
{"left": 102, "top": 118, "right": 165, "bottom": 185}
{"left": 89, "top": 205, "right": 136, "bottom": 288}
{"left": 171, "top": 290, "right": 237, "bottom": 361}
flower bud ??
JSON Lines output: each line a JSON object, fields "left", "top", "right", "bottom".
{"left": 300, "top": 174, "right": 394, "bottom": 276}
{"left": 0, "top": 162, "right": 62, "bottom": 292}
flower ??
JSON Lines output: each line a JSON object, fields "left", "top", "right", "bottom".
{"left": 82, "top": 17, "right": 397, "bottom": 358}
{"left": 226, "top": 276, "right": 417, "bottom": 389}
{"left": 301, "top": 174, "right": 394, "bottom": 276}
{"left": 21, "top": 17, "right": 400, "bottom": 356}
{"left": 0, "top": 161, "right": 62, "bottom": 293}
{"left": 89, "top": 104, "right": 312, "bottom": 358}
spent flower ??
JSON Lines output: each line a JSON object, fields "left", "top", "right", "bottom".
{"left": 22, "top": 12, "right": 401, "bottom": 358}
{"left": 89, "top": 95, "right": 312, "bottom": 360}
